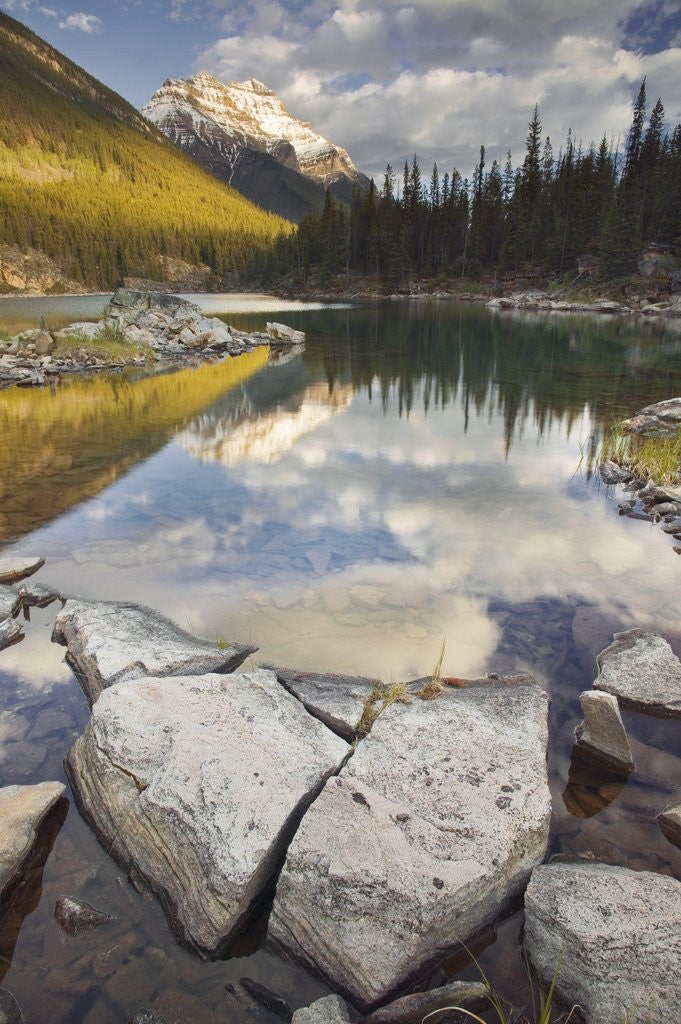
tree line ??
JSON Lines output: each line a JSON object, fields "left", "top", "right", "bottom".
{"left": 250, "top": 80, "right": 681, "bottom": 287}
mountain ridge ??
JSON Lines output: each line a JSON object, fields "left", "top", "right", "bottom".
{"left": 0, "top": 12, "right": 290, "bottom": 291}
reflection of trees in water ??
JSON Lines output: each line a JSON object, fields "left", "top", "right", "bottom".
{"left": 301, "top": 303, "right": 681, "bottom": 452}
{"left": 0, "top": 349, "right": 268, "bottom": 542}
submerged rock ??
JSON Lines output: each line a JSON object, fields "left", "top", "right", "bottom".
{"left": 52, "top": 599, "right": 257, "bottom": 703}
{"left": 264, "top": 665, "right": 382, "bottom": 741}
{"left": 524, "top": 862, "right": 681, "bottom": 1024}
{"left": 54, "top": 895, "right": 114, "bottom": 935}
{"left": 290, "top": 995, "right": 353, "bottom": 1024}
{"left": 594, "top": 629, "right": 681, "bottom": 716}
{"left": 0, "top": 782, "right": 65, "bottom": 901}
{"left": 658, "top": 795, "right": 681, "bottom": 849}
{"left": 0, "top": 557, "right": 44, "bottom": 585}
{"left": 0, "top": 988, "right": 23, "bottom": 1024}
{"left": 363, "top": 980, "right": 488, "bottom": 1024}
{"left": 269, "top": 680, "right": 550, "bottom": 1010}
{"left": 66, "top": 670, "right": 348, "bottom": 957}
{"left": 574, "top": 690, "right": 634, "bottom": 774}
{"left": 239, "top": 978, "right": 292, "bottom": 1021}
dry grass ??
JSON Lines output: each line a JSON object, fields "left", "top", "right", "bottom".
{"left": 357, "top": 680, "right": 410, "bottom": 738}
{"left": 416, "top": 637, "right": 448, "bottom": 701}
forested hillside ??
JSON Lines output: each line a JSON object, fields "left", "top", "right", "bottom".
{"left": 0, "top": 13, "right": 291, "bottom": 289}
{"left": 253, "top": 81, "right": 681, "bottom": 288}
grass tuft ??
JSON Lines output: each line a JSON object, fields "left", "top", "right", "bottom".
{"left": 54, "top": 324, "right": 154, "bottom": 363}
{"left": 599, "top": 423, "right": 681, "bottom": 485}
{"left": 357, "top": 680, "right": 410, "bottom": 738}
{"left": 417, "top": 637, "right": 447, "bottom": 701}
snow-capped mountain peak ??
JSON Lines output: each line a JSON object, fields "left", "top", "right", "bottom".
{"left": 142, "top": 73, "right": 365, "bottom": 192}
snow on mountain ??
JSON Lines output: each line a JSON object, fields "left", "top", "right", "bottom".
{"left": 142, "top": 73, "right": 367, "bottom": 219}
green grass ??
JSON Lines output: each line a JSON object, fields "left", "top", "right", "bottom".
{"left": 600, "top": 423, "right": 681, "bottom": 484}
{"left": 52, "top": 325, "right": 154, "bottom": 363}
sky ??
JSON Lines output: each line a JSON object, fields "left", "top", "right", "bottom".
{"left": 3, "top": 0, "right": 681, "bottom": 180}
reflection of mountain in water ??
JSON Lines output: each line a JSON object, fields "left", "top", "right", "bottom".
{"left": 178, "top": 381, "right": 354, "bottom": 466}
{"left": 295, "top": 302, "right": 681, "bottom": 453}
{"left": 0, "top": 350, "right": 268, "bottom": 542}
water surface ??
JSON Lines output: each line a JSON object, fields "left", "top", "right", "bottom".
{"left": 1, "top": 297, "right": 680, "bottom": 1022}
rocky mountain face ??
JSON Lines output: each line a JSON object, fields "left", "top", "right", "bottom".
{"left": 143, "top": 74, "right": 368, "bottom": 220}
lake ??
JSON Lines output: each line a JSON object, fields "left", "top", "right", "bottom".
{"left": 1, "top": 294, "right": 681, "bottom": 1022}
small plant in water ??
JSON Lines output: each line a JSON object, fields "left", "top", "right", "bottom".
{"left": 422, "top": 948, "right": 578, "bottom": 1024}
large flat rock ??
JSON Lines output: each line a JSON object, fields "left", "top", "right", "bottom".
{"left": 594, "top": 628, "right": 681, "bottom": 716}
{"left": 0, "top": 782, "right": 65, "bottom": 901}
{"left": 524, "top": 863, "right": 681, "bottom": 1024}
{"left": 268, "top": 681, "right": 550, "bottom": 1010}
{"left": 66, "top": 669, "right": 349, "bottom": 957}
{"left": 52, "top": 599, "right": 257, "bottom": 703}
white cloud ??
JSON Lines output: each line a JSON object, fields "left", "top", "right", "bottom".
{"left": 58, "top": 10, "right": 102, "bottom": 32}
{"left": 193, "top": 0, "right": 681, "bottom": 179}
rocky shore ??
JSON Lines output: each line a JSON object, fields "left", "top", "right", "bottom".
{"left": 2, "top": 547, "right": 681, "bottom": 1022}
{"left": 0, "top": 289, "right": 305, "bottom": 389}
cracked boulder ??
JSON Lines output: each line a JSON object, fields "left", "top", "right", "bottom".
{"left": 0, "top": 782, "right": 65, "bottom": 902}
{"left": 268, "top": 679, "right": 550, "bottom": 1010}
{"left": 524, "top": 863, "right": 681, "bottom": 1024}
{"left": 65, "top": 669, "right": 348, "bottom": 957}
{"left": 52, "top": 599, "right": 257, "bottom": 703}
{"left": 594, "top": 629, "right": 681, "bottom": 716}
{"left": 264, "top": 665, "right": 382, "bottom": 741}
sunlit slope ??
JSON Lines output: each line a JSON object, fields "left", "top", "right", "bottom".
{"left": 0, "top": 12, "right": 292, "bottom": 288}
{"left": 0, "top": 349, "right": 269, "bottom": 541}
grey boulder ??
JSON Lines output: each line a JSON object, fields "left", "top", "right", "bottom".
{"left": 0, "top": 557, "right": 44, "bottom": 585}
{"left": 0, "top": 618, "right": 23, "bottom": 651}
{"left": 524, "top": 863, "right": 681, "bottom": 1024}
{"left": 290, "top": 995, "right": 353, "bottom": 1024}
{"left": 0, "top": 585, "right": 20, "bottom": 622}
{"left": 598, "top": 459, "right": 632, "bottom": 485}
{"left": 594, "top": 628, "right": 681, "bottom": 716}
{"left": 269, "top": 680, "right": 550, "bottom": 1010}
{"left": 52, "top": 599, "right": 257, "bottom": 703}
{"left": 66, "top": 669, "right": 348, "bottom": 957}
{"left": 0, "top": 782, "right": 65, "bottom": 901}
{"left": 574, "top": 690, "right": 634, "bottom": 773}
{"left": 266, "top": 322, "right": 305, "bottom": 345}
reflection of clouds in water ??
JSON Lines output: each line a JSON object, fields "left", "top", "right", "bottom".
{"left": 177, "top": 383, "right": 354, "bottom": 467}
{"left": 6, "top": 379, "right": 681, "bottom": 683}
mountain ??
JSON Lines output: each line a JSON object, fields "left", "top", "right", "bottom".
{"left": 0, "top": 13, "right": 290, "bottom": 291}
{"left": 143, "top": 74, "right": 369, "bottom": 221}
